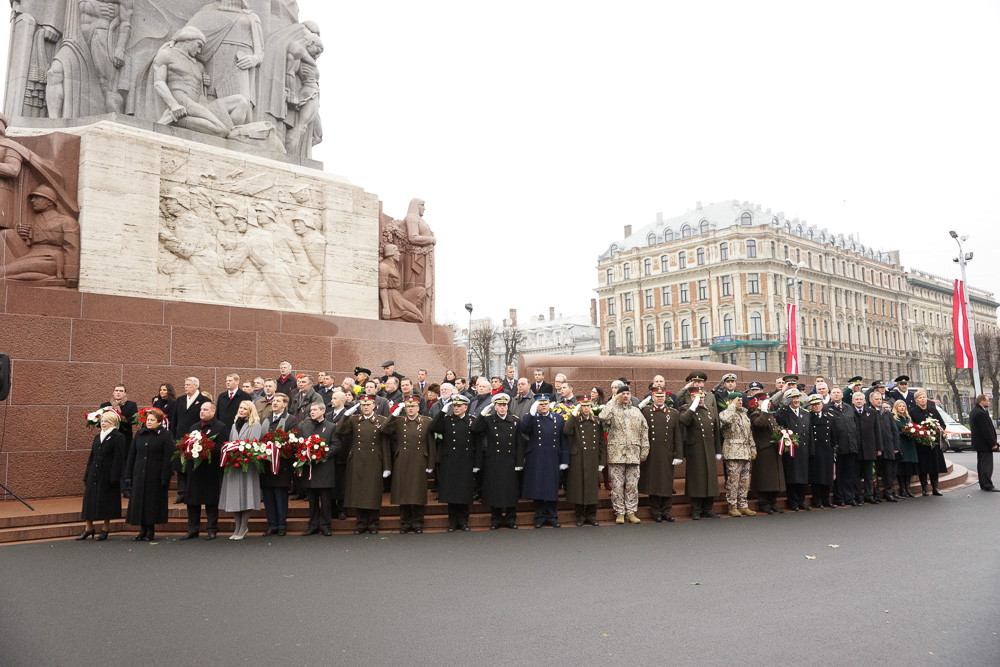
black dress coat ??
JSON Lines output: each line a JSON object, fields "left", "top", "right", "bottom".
{"left": 970, "top": 404, "right": 997, "bottom": 453}
{"left": 910, "top": 403, "right": 949, "bottom": 474}
{"left": 260, "top": 412, "right": 299, "bottom": 488}
{"left": 216, "top": 389, "right": 252, "bottom": 430}
{"left": 431, "top": 410, "right": 477, "bottom": 505}
{"left": 531, "top": 381, "right": 554, "bottom": 397}
{"left": 471, "top": 412, "right": 523, "bottom": 508}
{"left": 750, "top": 409, "right": 785, "bottom": 493}
{"left": 519, "top": 412, "right": 570, "bottom": 502}
{"left": 808, "top": 410, "right": 835, "bottom": 487}
{"left": 169, "top": 393, "right": 211, "bottom": 438}
{"left": 152, "top": 397, "right": 175, "bottom": 425}
{"left": 99, "top": 400, "right": 138, "bottom": 449}
{"left": 775, "top": 405, "right": 811, "bottom": 485}
{"left": 826, "top": 402, "right": 859, "bottom": 456}
{"left": 876, "top": 408, "right": 900, "bottom": 460}
{"left": 81, "top": 429, "right": 126, "bottom": 521}
{"left": 296, "top": 418, "right": 339, "bottom": 490}
{"left": 852, "top": 406, "right": 884, "bottom": 461}
{"left": 562, "top": 414, "right": 606, "bottom": 506}
{"left": 184, "top": 418, "right": 228, "bottom": 506}
{"left": 276, "top": 374, "right": 297, "bottom": 400}
{"left": 124, "top": 426, "right": 174, "bottom": 525}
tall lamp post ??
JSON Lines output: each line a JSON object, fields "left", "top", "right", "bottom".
{"left": 786, "top": 259, "right": 805, "bottom": 374}
{"left": 948, "top": 231, "right": 982, "bottom": 396}
{"left": 465, "top": 303, "right": 474, "bottom": 377}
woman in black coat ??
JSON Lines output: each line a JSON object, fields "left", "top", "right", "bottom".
{"left": 78, "top": 411, "right": 127, "bottom": 540}
{"left": 909, "top": 390, "right": 948, "bottom": 496}
{"left": 152, "top": 384, "right": 176, "bottom": 427}
{"left": 124, "top": 408, "right": 175, "bottom": 541}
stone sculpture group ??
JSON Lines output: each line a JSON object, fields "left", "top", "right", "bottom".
{"left": 7, "top": 0, "right": 322, "bottom": 157}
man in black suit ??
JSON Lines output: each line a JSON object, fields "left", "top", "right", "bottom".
{"left": 415, "top": 368, "right": 430, "bottom": 397}
{"left": 276, "top": 361, "right": 297, "bottom": 400}
{"left": 531, "top": 368, "right": 553, "bottom": 396}
{"left": 169, "top": 377, "right": 210, "bottom": 504}
{"left": 180, "top": 402, "right": 227, "bottom": 541}
{"left": 260, "top": 394, "right": 298, "bottom": 536}
{"left": 970, "top": 394, "right": 999, "bottom": 491}
{"left": 216, "top": 373, "right": 251, "bottom": 429}
{"left": 501, "top": 365, "right": 518, "bottom": 396}
{"left": 100, "top": 384, "right": 139, "bottom": 453}
{"left": 289, "top": 374, "right": 322, "bottom": 423}
{"left": 326, "top": 387, "right": 355, "bottom": 520}
{"left": 851, "top": 390, "right": 884, "bottom": 505}
{"left": 314, "top": 371, "right": 336, "bottom": 406}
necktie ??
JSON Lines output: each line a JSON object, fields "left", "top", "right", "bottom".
{"left": 229, "top": 391, "right": 234, "bottom": 400}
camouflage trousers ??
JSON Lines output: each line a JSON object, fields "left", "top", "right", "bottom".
{"left": 609, "top": 463, "right": 639, "bottom": 515}
{"left": 725, "top": 459, "right": 751, "bottom": 509}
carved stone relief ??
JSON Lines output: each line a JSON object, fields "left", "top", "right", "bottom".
{"left": 379, "top": 198, "right": 436, "bottom": 324}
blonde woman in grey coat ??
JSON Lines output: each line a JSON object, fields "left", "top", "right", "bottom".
{"left": 220, "top": 401, "right": 263, "bottom": 540}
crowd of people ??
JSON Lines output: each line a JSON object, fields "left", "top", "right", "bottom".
{"left": 75, "top": 360, "right": 994, "bottom": 542}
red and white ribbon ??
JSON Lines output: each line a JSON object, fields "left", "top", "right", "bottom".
{"left": 777, "top": 432, "right": 796, "bottom": 457}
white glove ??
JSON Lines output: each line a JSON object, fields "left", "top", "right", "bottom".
{"left": 572, "top": 405, "right": 580, "bottom": 417}
{"left": 425, "top": 468, "right": 433, "bottom": 473}
{"left": 598, "top": 465, "right": 604, "bottom": 472}
{"left": 715, "top": 454, "right": 722, "bottom": 460}
{"left": 472, "top": 468, "right": 480, "bottom": 473}
{"left": 671, "top": 458, "right": 683, "bottom": 466}
{"left": 480, "top": 404, "right": 493, "bottom": 416}
{"left": 382, "top": 470, "right": 391, "bottom": 478}
{"left": 391, "top": 404, "right": 403, "bottom": 416}
{"left": 638, "top": 396, "right": 651, "bottom": 408}
{"left": 689, "top": 396, "right": 701, "bottom": 411}
{"left": 529, "top": 400, "right": 539, "bottom": 416}
{"left": 515, "top": 466, "right": 523, "bottom": 472}
{"left": 759, "top": 398, "right": 770, "bottom": 413}
{"left": 559, "top": 464, "right": 568, "bottom": 470}
{"left": 344, "top": 403, "right": 359, "bottom": 416}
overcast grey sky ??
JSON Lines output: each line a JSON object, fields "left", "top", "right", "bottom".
{"left": 4, "top": 1, "right": 999, "bottom": 327}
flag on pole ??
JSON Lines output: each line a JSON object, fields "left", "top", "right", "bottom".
{"left": 953, "top": 279, "right": 973, "bottom": 369}
{"left": 786, "top": 303, "right": 798, "bottom": 374}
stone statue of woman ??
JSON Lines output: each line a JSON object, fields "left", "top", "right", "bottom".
{"left": 399, "top": 198, "right": 435, "bottom": 323}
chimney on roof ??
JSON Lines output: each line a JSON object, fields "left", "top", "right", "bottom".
{"left": 509, "top": 308, "right": 517, "bottom": 327}
{"left": 624, "top": 224, "right": 632, "bottom": 237}
{"left": 656, "top": 212, "right": 663, "bottom": 224}
{"left": 590, "top": 298, "right": 597, "bottom": 325}
{"left": 549, "top": 307, "right": 555, "bottom": 321}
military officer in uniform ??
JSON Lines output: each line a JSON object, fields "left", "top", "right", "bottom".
{"left": 520, "top": 395, "right": 570, "bottom": 528}
{"left": 676, "top": 371, "right": 723, "bottom": 520}
{"left": 385, "top": 396, "right": 435, "bottom": 533}
{"left": 471, "top": 393, "right": 523, "bottom": 529}
{"left": 843, "top": 376, "right": 864, "bottom": 402}
{"left": 337, "top": 395, "right": 391, "bottom": 534}
{"left": 431, "top": 394, "right": 477, "bottom": 531}
{"left": 886, "top": 375, "right": 916, "bottom": 412}
{"left": 562, "top": 397, "right": 606, "bottom": 526}
{"left": 748, "top": 384, "right": 785, "bottom": 514}
{"left": 638, "top": 388, "right": 683, "bottom": 522}
{"left": 775, "top": 389, "right": 812, "bottom": 511}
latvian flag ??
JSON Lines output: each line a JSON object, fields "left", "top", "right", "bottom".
{"left": 953, "top": 279, "right": 973, "bottom": 369}
{"left": 786, "top": 303, "right": 798, "bottom": 374}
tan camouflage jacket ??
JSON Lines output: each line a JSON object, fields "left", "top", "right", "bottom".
{"left": 601, "top": 398, "right": 650, "bottom": 464}
{"left": 719, "top": 402, "right": 756, "bottom": 461}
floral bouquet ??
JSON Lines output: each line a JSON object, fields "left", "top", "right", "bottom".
{"left": 905, "top": 418, "right": 942, "bottom": 447}
{"left": 171, "top": 431, "right": 216, "bottom": 472}
{"left": 85, "top": 406, "right": 122, "bottom": 427}
{"left": 770, "top": 428, "right": 800, "bottom": 456}
{"left": 292, "top": 434, "right": 329, "bottom": 479}
{"left": 550, "top": 402, "right": 574, "bottom": 419}
{"left": 219, "top": 439, "right": 269, "bottom": 474}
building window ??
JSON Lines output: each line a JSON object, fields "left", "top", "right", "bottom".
{"left": 820, "top": 286, "right": 826, "bottom": 304}
{"left": 681, "top": 319, "right": 691, "bottom": 345}
{"left": 608, "top": 330, "right": 616, "bottom": 354}
{"left": 647, "top": 232, "right": 657, "bottom": 246}
{"left": 698, "top": 280, "right": 708, "bottom": 300}
{"left": 795, "top": 248, "right": 801, "bottom": 263}
{"left": 645, "top": 289, "right": 654, "bottom": 309}
{"left": 721, "top": 275, "right": 732, "bottom": 296}
{"left": 720, "top": 242, "right": 729, "bottom": 260}
{"left": 607, "top": 297, "right": 616, "bottom": 316}
{"left": 680, "top": 284, "right": 689, "bottom": 303}
{"left": 660, "top": 255, "right": 669, "bottom": 272}
{"left": 624, "top": 293, "right": 633, "bottom": 311}
{"left": 749, "top": 311, "right": 763, "bottom": 338}
{"left": 625, "top": 327, "right": 634, "bottom": 354}
{"left": 741, "top": 212, "right": 752, "bottom": 226}
{"left": 646, "top": 324, "right": 655, "bottom": 352}
{"left": 606, "top": 268, "right": 613, "bottom": 284}
{"left": 807, "top": 251, "right": 812, "bottom": 268}
{"left": 699, "top": 317, "right": 709, "bottom": 344}
{"left": 662, "top": 286, "right": 671, "bottom": 305}
{"left": 699, "top": 220, "right": 709, "bottom": 234}
{"left": 663, "top": 322, "right": 673, "bottom": 349}
{"left": 747, "top": 273, "right": 760, "bottom": 294}
{"left": 770, "top": 240, "right": 775, "bottom": 257}
{"left": 747, "top": 240, "right": 757, "bottom": 258}
{"left": 665, "top": 229, "right": 674, "bottom": 242}
{"left": 697, "top": 248, "right": 705, "bottom": 265}
{"left": 784, "top": 245, "right": 789, "bottom": 259}
{"left": 678, "top": 251, "right": 687, "bottom": 269}
{"left": 681, "top": 224, "right": 692, "bottom": 238}
{"left": 723, "top": 314, "right": 734, "bottom": 336}
{"left": 758, "top": 352, "right": 767, "bottom": 371}
{"left": 774, "top": 275, "right": 781, "bottom": 296}
{"left": 644, "top": 258, "right": 652, "bottom": 275}
{"left": 809, "top": 284, "right": 814, "bottom": 302}
{"left": 750, "top": 352, "right": 758, "bottom": 371}
{"left": 623, "top": 263, "right": 631, "bottom": 279}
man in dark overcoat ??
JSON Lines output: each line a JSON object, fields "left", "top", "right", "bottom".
{"left": 337, "top": 395, "right": 391, "bottom": 534}
{"left": 298, "top": 402, "right": 340, "bottom": 536}
{"left": 216, "top": 373, "right": 251, "bottom": 429}
{"left": 99, "top": 384, "right": 138, "bottom": 456}
{"left": 325, "top": 388, "right": 353, "bottom": 520}
{"left": 431, "top": 394, "right": 477, "bottom": 531}
{"left": 519, "top": 395, "right": 569, "bottom": 528}
{"left": 180, "top": 401, "right": 227, "bottom": 540}
{"left": 747, "top": 385, "right": 784, "bottom": 514}
{"left": 169, "top": 376, "right": 210, "bottom": 504}
{"left": 259, "top": 393, "right": 298, "bottom": 536}
{"left": 970, "top": 394, "right": 999, "bottom": 491}
{"left": 807, "top": 395, "right": 835, "bottom": 508}
{"left": 562, "top": 397, "right": 606, "bottom": 526}
{"left": 471, "top": 393, "right": 523, "bottom": 529}
{"left": 385, "top": 396, "right": 435, "bottom": 533}
{"left": 638, "top": 388, "right": 683, "bottom": 522}
{"left": 825, "top": 387, "right": 859, "bottom": 506}
{"left": 851, "top": 390, "right": 884, "bottom": 505}
{"left": 775, "top": 389, "right": 812, "bottom": 512}
{"left": 676, "top": 370, "right": 723, "bottom": 519}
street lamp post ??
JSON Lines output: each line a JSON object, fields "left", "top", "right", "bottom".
{"left": 786, "top": 260, "right": 805, "bottom": 374}
{"left": 948, "top": 231, "right": 982, "bottom": 396}
{"left": 465, "top": 303, "right": 473, "bottom": 377}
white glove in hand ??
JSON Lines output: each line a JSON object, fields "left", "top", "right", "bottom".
{"left": 638, "top": 396, "right": 651, "bottom": 409}
{"left": 344, "top": 404, "right": 359, "bottom": 416}
{"left": 598, "top": 465, "right": 604, "bottom": 472}
{"left": 472, "top": 468, "right": 480, "bottom": 473}
{"left": 529, "top": 400, "right": 539, "bottom": 416}
{"left": 671, "top": 458, "right": 683, "bottom": 466}
{"left": 715, "top": 454, "right": 722, "bottom": 460}
{"left": 559, "top": 464, "right": 568, "bottom": 470}
{"left": 514, "top": 466, "right": 523, "bottom": 472}
{"left": 480, "top": 404, "right": 493, "bottom": 416}
{"left": 425, "top": 468, "right": 433, "bottom": 474}
{"left": 572, "top": 405, "right": 580, "bottom": 417}
{"left": 391, "top": 404, "right": 403, "bottom": 416}
{"left": 689, "top": 396, "right": 701, "bottom": 411}
{"left": 759, "top": 399, "right": 770, "bottom": 413}
{"left": 382, "top": 470, "right": 391, "bottom": 478}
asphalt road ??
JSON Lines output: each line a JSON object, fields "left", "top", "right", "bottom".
{"left": 2, "top": 484, "right": 998, "bottom": 667}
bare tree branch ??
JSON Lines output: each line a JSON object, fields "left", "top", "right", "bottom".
{"left": 469, "top": 321, "right": 499, "bottom": 377}
{"left": 500, "top": 325, "right": 527, "bottom": 368}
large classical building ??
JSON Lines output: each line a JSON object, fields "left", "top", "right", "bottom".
{"left": 594, "top": 200, "right": 998, "bottom": 413}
